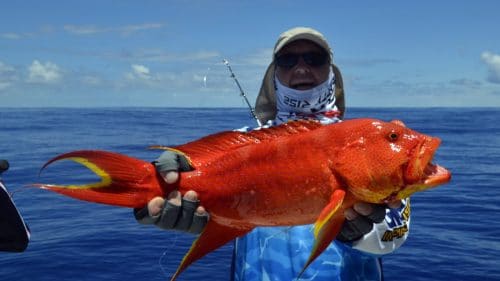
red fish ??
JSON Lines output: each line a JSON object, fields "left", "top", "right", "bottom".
{"left": 35, "top": 118, "right": 451, "bottom": 280}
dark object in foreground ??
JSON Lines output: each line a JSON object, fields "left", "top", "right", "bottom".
{"left": 0, "top": 160, "right": 30, "bottom": 252}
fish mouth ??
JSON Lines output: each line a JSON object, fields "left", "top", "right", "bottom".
{"left": 422, "top": 162, "right": 451, "bottom": 186}
{"left": 404, "top": 136, "right": 443, "bottom": 184}
{"left": 386, "top": 136, "right": 451, "bottom": 202}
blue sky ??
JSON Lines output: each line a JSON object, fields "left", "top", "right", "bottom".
{"left": 1, "top": 0, "right": 499, "bottom": 107}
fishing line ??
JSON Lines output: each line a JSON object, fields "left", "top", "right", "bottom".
{"left": 158, "top": 232, "right": 180, "bottom": 278}
{"left": 203, "top": 67, "right": 210, "bottom": 88}
{"left": 199, "top": 58, "right": 262, "bottom": 127}
{"left": 5, "top": 186, "right": 30, "bottom": 198}
{"left": 0, "top": 177, "right": 27, "bottom": 199}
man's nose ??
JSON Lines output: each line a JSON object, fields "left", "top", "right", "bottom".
{"left": 293, "top": 58, "right": 310, "bottom": 74}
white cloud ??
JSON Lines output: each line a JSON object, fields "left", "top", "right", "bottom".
{"left": 120, "top": 49, "right": 220, "bottom": 63}
{"left": 63, "top": 25, "right": 102, "bottom": 35}
{"left": 80, "top": 75, "right": 103, "bottom": 86}
{"left": 241, "top": 48, "right": 273, "bottom": 67}
{"left": 27, "top": 60, "right": 62, "bottom": 83}
{"left": 0, "top": 33, "right": 22, "bottom": 40}
{"left": 132, "top": 64, "right": 150, "bottom": 76}
{"left": 0, "top": 61, "right": 18, "bottom": 91}
{"left": 184, "top": 51, "right": 221, "bottom": 61}
{"left": 449, "top": 78, "right": 482, "bottom": 87}
{"left": 63, "top": 23, "right": 165, "bottom": 36}
{"left": 481, "top": 51, "right": 500, "bottom": 84}
{"left": 120, "top": 23, "right": 165, "bottom": 36}
{"left": 122, "top": 63, "right": 218, "bottom": 91}
{"left": 127, "top": 64, "right": 152, "bottom": 81}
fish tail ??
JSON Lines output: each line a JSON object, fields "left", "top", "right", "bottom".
{"left": 34, "top": 150, "right": 166, "bottom": 208}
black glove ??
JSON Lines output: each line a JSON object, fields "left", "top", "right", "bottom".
{"left": 0, "top": 160, "right": 9, "bottom": 175}
{"left": 134, "top": 197, "right": 208, "bottom": 234}
{"left": 337, "top": 204, "right": 386, "bottom": 242}
{"left": 133, "top": 151, "right": 207, "bottom": 234}
{"left": 153, "top": 150, "right": 192, "bottom": 174}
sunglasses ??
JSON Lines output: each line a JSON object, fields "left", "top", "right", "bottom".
{"left": 275, "top": 51, "right": 329, "bottom": 68}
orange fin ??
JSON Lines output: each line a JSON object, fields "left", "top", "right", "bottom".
{"left": 300, "top": 189, "right": 346, "bottom": 276}
{"left": 170, "top": 221, "right": 252, "bottom": 281}
{"left": 148, "top": 146, "right": 194, "bottom": 168}
{"left": 34, "top": 150, "right": 165, "bottom": 208}
{"left": 158, "top": 120, "right": 323, "bottom": 168}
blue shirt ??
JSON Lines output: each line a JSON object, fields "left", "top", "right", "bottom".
{"left": 232, "top": 225, "right": 383, "bottom": 281}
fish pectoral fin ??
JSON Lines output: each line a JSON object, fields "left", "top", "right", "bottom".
{"left": 300, "top": 189, "right": 346, "bottom": 277}
{"left": 170, "top": 220, "right": 252, "bottom": 281}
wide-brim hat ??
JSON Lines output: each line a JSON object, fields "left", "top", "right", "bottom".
{"left": 273, "top": 27, "right": 332, "bottom": 61}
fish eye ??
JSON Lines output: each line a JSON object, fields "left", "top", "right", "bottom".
{"left": 388, "top": 131, "right": 398, "bottom": 142}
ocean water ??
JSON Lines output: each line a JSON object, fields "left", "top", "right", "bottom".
{"left": 0, "top": 107, "right": 498, "bottom": 281}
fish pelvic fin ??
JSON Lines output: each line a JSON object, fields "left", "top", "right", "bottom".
{"left": 170, "top": 220, "right": 252, "bottom": 281}
{"left": 34, "top": 150, "right": 165, "bottom": 208}
{"left": 300, "top": 189, "right": 346, "bottom": 277}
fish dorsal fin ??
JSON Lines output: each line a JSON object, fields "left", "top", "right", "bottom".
{"left": 172, "top": 120, "right": 323, "bottom": 167}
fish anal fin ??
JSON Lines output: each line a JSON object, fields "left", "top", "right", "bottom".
{"left": 300, "top": 189, "right": 346, "bottom": 276}
{"left": 170, "top": 220, "right": 252, "bottom": 281}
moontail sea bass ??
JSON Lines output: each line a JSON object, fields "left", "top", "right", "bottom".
{"left": 35, "top": 118, "right": 451, "bottom": 281}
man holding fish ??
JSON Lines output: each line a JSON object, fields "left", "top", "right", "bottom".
{"left": 136, "top": 27, "right": 411, "bottom": 280}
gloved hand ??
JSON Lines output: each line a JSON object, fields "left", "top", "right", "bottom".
{"left": 337, "top": 201, "right": 401, "bottom": 242}
{"left": 133, "top": 151, "right": 208, "bottom": 234}
{"left": 153, "top": 150, "right": 192, "bottom": 183}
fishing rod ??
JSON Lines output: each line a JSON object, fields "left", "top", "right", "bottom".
{"left": 222, "top": 59, "right": 262, "bottom": 127}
